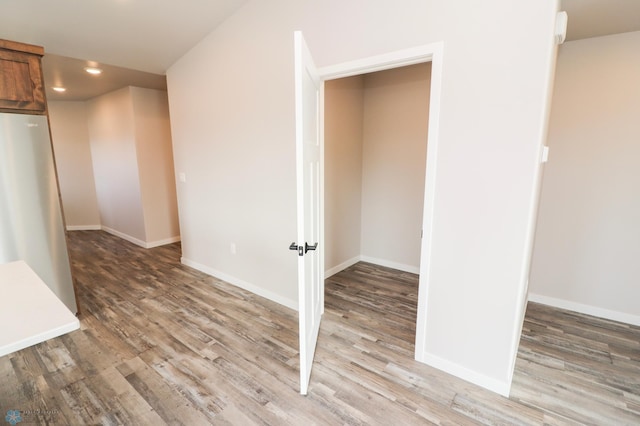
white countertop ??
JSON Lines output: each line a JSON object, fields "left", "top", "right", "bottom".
{"left": 0, "top": 260, "right": 80, "bottom": 358}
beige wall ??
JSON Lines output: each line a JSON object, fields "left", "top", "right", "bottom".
{"left": 360, "top": 63, "right": 430, "bottom": 271}
{"left": 325, "top": 64, "right": 430, "bottom": 275}
{"left": 48, "top": 101, "right": 101, "bottom": 229}
{"left": 87, "top": 87, "right": 146, "bottom": 242}
{"left": 87, "top": 86, "right": 179, "bottom": 247}
{"left": 131, "top": 87, "right": 180, "bottom": 244}
{"left": 167, "top": 0, "right": 559, "bottom": 393}
{"left": 529, "top": 31, "right": 640, "bottom": 325}
{"left": 324, "top": 76, "right": 364, "bottom": 274}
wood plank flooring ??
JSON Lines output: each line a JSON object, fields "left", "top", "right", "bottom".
{"left": 0, "top": 230, "right": 639, "bottom": 425}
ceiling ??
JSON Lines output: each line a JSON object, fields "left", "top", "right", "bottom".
{"left": 41, "top": 55, "right": 168, "bottom": 102}
{"left": 0, "top": 0, "right": 249, "bottom": 102}
{"left": 562, "top": 0, "right": 640, "bottom": 41}
{"left": 1, "top": 0, "right": 639, "bottom": 103}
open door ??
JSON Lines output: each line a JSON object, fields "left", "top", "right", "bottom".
{"left": 291, "top": 31, "right": 322, "bottom": 395}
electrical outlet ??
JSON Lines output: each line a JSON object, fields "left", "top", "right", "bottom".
{"left": 230, "top": 243, "right": 237, "bottom": 255}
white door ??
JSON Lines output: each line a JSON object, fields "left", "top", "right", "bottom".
{"left": 292, "top": 31, "right": 323, "bottom": 395}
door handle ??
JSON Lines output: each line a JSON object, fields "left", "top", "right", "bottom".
{"left": 290, "top": 242, "right": 304, "bottom": 256}
{"left": 289, "top": 242, "right": 318, "bottom": 256}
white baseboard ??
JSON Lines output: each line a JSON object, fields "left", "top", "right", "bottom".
{"left": 181, "top": 257, "right": 298, "bottom": 311}
{"left": 102, "top": 226, "right": 148, "bottom": 248}
{"left": 146, "top": 236, "right": 181, "bottom": 248}
{"left": 325, "top": 256, "right": 361, "bottom": 278}
{"left": 66, "top": 225, "right": 102, "bottom": 231}
{"left": 325, "top": 255, "right": 420, "bottom": 277}
{"left": 100, "top": 226, "right": 180, "bottom": 249}
{"left": 360, "top": 255, "right": 420, "bottom": 275}
{"left": 528, "top": 293, "right": 640, "bottom": 327}
{"left": 419, "top": 351, "right": 511, "bottom": 397}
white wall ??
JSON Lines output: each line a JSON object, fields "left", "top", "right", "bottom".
{"left": 87, "top": 87, "right": 146, "bottom": 242}
{"left": 131, "top": 87, "right": 181, "bottom": 245}
{"left": 48, "top": 101, "right": 101, "bottom": 229}
{"left": 87, "top": 86, "right": 179, "bottom": 247}
{"left": 167, "top": 0, "right": 559, "bottom": 394}
{"left": 324, "top": 76, "right": 364, "bottom": 275}
{"left": 360, "top": 63, "right": 430, "bottom": 272}
{"left": 529, "top": 31, "right": 640, "bottom": 326}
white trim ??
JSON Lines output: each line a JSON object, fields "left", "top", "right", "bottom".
{"left": 360, "top": 255, "right": 420, "bottom": 275}
{"left": 528, "top": 293, "right": 640, "bottom": 327}
{"left": 102, "top": 226, "right": 148, "bottom": 248}
{"left": 319, "top": 68, "right": 326, "bottom": 315}
{"left": 325, "top": 256, "right": 361, "bottom": 278}
{"left": 505, "top": 29, "right": 561, "bottom": 389}
{"left": 421, "top": 352, "right": 511, "bottom": 397}
{"left": 181, "top": 257, "right": 298, "bottom": 311}
{"left": 318, "top": 43, "right": 444, "bottom": 80}
{"left": 415, "top": 42, "right": 443, "bottom": 365}
{"left": 318, "top": 41, "right": 444, "bottom": 385}
{"left": 66, "top": 225, "right": 102, "bottom": 231}
{"left": 101, "top": 226, "right": 180, "bottom": 249}
{"left": 146, "top": 236, "right": 181, "bottom": 248}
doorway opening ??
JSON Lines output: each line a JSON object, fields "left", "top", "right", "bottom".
{"left": 293, "top": 36, "right": 443, "bottom": 393}
{"left": 323, "top": 62, "right": 432, "bottom": 349}
{"left": 316, "top": 42, "right": 444, "bottom": 364}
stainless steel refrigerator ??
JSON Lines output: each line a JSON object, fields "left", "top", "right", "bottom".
{"left": 0, "top": 112, "right": 78, "bottom": 314}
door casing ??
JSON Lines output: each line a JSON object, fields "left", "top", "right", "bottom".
{"left": 317, "top": 42, "right": 444, "bottom": 364}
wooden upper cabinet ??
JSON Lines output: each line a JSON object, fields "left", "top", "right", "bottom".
{"left": 0, "top": 39, "right": 46, "bottom": 114}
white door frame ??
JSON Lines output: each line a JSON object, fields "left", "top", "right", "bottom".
{"left": 317, "top": 42, "right": 444, "bottom": 363}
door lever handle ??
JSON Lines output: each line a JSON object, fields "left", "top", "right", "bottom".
{"left": 289, "top": 242, "right": 318, "bottom": 256}
{"left": 290, "top": 242, "right": 304, "bottom": 256}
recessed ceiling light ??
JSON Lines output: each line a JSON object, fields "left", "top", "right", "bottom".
{"left": 84, "top": 67, "right": 103, "bottom": 75}
{"left": 52, "top": 87, "right": 67, "bottom": 92}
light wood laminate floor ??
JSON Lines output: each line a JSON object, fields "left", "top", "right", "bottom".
{"left": 0, "top": 231, "right": 638, "bottom": 425}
